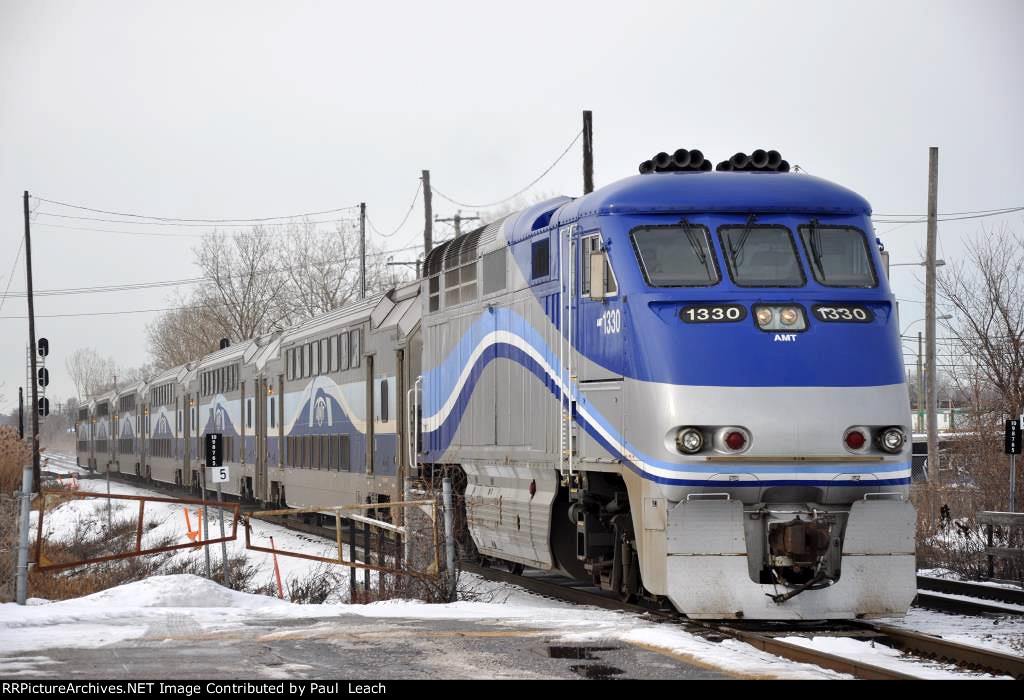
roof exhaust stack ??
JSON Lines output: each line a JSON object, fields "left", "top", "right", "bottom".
{"left": 639, "top": 148, "right": 711, "bottom": 174}
{"left": 716, "top": 148, "right": 791, "bottom": 173}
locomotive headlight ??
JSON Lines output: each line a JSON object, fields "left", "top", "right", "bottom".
{"left": 780, "top": 307, "right": 799, "bottom": 325}
{"left": 879, "top": 427, "right": 905, "bottom": 453}
{"left": 676, "top": 427, "right": 704, "bottom": 454}
{"left": 756, "top": 308, "right": 774, "bottom": 326}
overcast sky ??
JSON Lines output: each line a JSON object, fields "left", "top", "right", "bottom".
{"left": 1, "top": 0, "right": 1022, "bottom": 411}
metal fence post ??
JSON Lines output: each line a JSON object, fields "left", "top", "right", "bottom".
{"left": 15, "top": 460, "right": 33, "bottom": 604}
{"left": 216, "top": 481, "right": 229, "bottom": 587}
{"left": 442, "top": 477, "right": 456, "bottom": 602}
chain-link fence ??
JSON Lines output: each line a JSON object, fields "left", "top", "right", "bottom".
{"left": 0, "top": 426, "right": 31, "bottom": 603}
{"left": 0, "top": 494, "right": 19, "bottom": 603}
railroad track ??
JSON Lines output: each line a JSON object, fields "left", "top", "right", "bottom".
{"left": 462, "top": 561, "right": 1024, "bottom": 680}
{"left": 917, "top": 574, "right": 1024, "bottom": 607}
{"left": 43, "top": 457, "right": 1024, "bottom": 679}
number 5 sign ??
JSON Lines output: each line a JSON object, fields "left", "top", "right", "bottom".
{"left": 205, "top": 433, "right": 228, "bottom": 482}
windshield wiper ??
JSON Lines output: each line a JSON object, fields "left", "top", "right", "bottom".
{"left": 807, "top": 218, "right": 825, "bottom": 273}
{"left": 680, "top": 218, "right": 707, "bottom": 266}
{"left": 730, "top": 214, "right": 758, "bottom": 262}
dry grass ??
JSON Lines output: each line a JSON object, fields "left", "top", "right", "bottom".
{"left": 0, "top": 427, "right": 31, "bottom": 602}
{"left": 0, "top": 425, "right": 30, "bottom": 495}
{"left": 912, "top": 416, "right": 1024, "bottom": 582}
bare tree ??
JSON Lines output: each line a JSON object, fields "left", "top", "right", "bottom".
{"left": 65, "top": 348, "right": 117, "bottom": 400}
{"left": 146, "top": 218, "right": 411, "bottom": 367}
{"left": 146, "top": 291, "right": 227, "bottom": 369}
{"left": 194, "top": 227, "right": 289, "bottom": 340}
{"left": 938, "top": 226, "right": 1024, "bottom": 417}
{"left": 275, "top": 220, "right": 397, "bottom": 322}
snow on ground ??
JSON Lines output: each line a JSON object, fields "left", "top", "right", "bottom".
{"left": 878, "top": 607, "right": 1024, "bottom": 659}
{"left": 35, "top": 455, "right": 352, "bottom": 592}
{"left": 777, "top": 635, "right": 1008, "bottom": 680}
{"left": 920, "top": 567, "right": 1024, "bottom": 593}
{"left": 11, "top": 454, "right": 1017, "bottom": 680}
{"left": 0, "top": 573, "right": 847, "bottom": 679}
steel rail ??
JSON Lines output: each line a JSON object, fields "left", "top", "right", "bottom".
{"left": 917, "top": 575, "right": 1024, "bottom": 606}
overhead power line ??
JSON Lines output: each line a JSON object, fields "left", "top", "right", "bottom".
{"left": 34, "top": 210, "right": 361, "bottom": 228}
{"left": 0, "top": 237, "right": 25, "bottom": 314}
{"left": 366, "top": 181, "right": 422, "bottom": 239}
{"left": 1, "top": 243, "right": 424, "bottom": 300}
{"left": 31, "top": 196, "right": 360, "bottom": 224}
{"left": 873, "top": 206, "right": 1024, "bottom": 224}
{"left": 432, "top": 129, "right": 583, "bottom": 209}
{"left": 33, "top": 219, "right": 356, "bottom": 239}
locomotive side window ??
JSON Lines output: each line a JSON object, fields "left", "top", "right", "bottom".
{"left": 799, "top": 225, "right": 878, "bottom": 288}
{"left": 631, "top": 224, "right": 718, "bottom": 287}
{"left": 581, "top": 234, "right": 619, "bottom": 296}
{"left": 719, "top": 224, "right": 805, "bottom": 287}
{"left": 531, "top": 237, "right": 550, "bottom": 280}
{"left": 428, "top": 275, "right": 440, "bottom": 312}
{"left": 482, "top": 248, "right": 507, "bottom": 296}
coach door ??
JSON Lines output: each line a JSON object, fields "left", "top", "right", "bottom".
{"left": 365, "top": 354, "right": 375, "bottom": 475}
{"left": 255, "top": 376, "right": 268, "bottom": 503}
{"left": 183, "top": 393, "right": 191, "bottom": 484}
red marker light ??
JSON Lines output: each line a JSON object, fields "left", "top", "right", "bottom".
{"left": 845, "top": 431, "right": 866, "bottom": 450}
{"left": 725, "top": 431, "right": 746, "bottom": 451}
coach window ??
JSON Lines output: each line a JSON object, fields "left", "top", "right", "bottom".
{"left": 531, "top": 237, "right": 550, "bottom": 280}
{"left": 270, "top": 395, "right": 276, "bottom": 428}
{"left": 350, "top": 329, "right": 361, "bottom": 369}
{"left": 247, "top": 399, "right": 252, "bottom": 429}
{"left": 340, "top": 333, "right": 350, "bottom": 371}
{"left": 327, "top": 337, "right": 336, "bottom": 373}
{"left": 380, "top": 379, "right": 389, "bottom": 423}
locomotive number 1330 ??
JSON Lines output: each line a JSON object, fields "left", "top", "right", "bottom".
{"left": 680, "top": 304, "right": 747, "bottom": 323}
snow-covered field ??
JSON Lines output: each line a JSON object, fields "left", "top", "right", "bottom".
{"left": 1, "top": 453, "right": 1017, "bottom": 680}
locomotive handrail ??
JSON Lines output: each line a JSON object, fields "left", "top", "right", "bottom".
{"left": 702, "top": 455, "right": 888, "bottom": 462}
{"left": 862, "top": 492, "right": 905, "bottom": 501}
{"left": 685, "top": 492, "right": 731, "bottom": 501}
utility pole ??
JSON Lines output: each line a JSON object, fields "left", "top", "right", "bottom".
{"left": 359, "top": 202, "right": 366, "bottom": 300}
{"left": 926, "top": 147, "right": 939, "bottom": 483}
{"left": 583, "top": 109, "right": 594, "bottom": 195}
{"left": 435, "top": 210, "right": 480, "bottom": 238}
{"left": 422, "top": 170, "right": 433, "bottom": 258}
{"left": 18, "top": 387, "right": 24, "bottom": 440}
{"left": 24, "top": 191, "right": 40, "bottom": 493}
{"left": 917, "top": 332, "right": 924, "bottom": 433}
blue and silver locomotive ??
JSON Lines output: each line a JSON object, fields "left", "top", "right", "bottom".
{"left": 420, "top": 150, "right": 914, "bottom": 619}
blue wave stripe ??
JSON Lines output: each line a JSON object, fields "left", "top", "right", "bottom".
{"left": 423, "top": 340, "right": 910, "bottom": 486}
